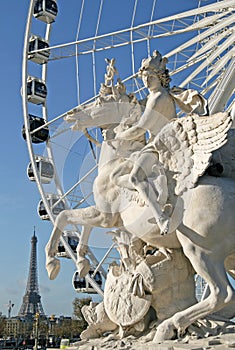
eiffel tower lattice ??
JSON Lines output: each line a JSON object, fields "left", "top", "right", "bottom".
{"left": 18, "top": 228, "right": 45, "bottom": 319}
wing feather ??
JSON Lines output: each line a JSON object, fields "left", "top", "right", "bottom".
{"left": 153, "top": 112, "right": 232, "bottom": 195}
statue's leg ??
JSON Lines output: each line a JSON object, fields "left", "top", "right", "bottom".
{"left": 225, "top": 253, "right": 235, "bottom": 279}
{"left": 135, "top": 179, "right": 170, "bottom": 234}
{"left": 76, "top": 225, "right": 93, "bottom": 277}
{"left": 212, "top": 253, "right": 235, "bottom": 320}
{"left": 129, "top": 154, "right": 170, "bottom": 234}
{"left": 45, "top": 206, "right": 119, "bottom": 279}
{"left": 154, "top": 239, "right": 235, "bottom": 342}
{"left": 45, "top": 209, "right": 70, "bottom": 280}
{"left": 110, "top": 159, "right": 134, "bottom": 190}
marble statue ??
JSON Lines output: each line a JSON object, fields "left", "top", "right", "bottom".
{"left": 45, "top": 51, "right": 235, "bottom": 344}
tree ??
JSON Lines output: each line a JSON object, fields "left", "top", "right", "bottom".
{"left": 72, "top": 297, "right": 92, "bottom": 334}
{"left": 0, "top": 317, "right": 6, "bottom": 337}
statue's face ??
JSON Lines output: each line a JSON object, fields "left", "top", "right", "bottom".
{"left": 141, "top": 70, "right": 161, "bottom": 90}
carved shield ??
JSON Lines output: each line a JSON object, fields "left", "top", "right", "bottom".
{"left": 104, "top": 267, "right": 152, "bottom": 327}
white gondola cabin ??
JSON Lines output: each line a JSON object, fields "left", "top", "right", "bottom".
{"left": 27, "top": 76, "right": 47, "bottom": 104}
{"left": 72, "top": 270, "right": 102, "bottom": 294}
{"left": 28, "top": 35, "right": 50, "bottom": 64}
{"left": 27, "top": 156, "right": 54, "bottom": 184}
{"left": 37, "top": 194, "right": 65, "bottom": 220}
{"left": 22, "top": 115, "right": 49, "bottom": 144}
{"left": 33, "top": 0, "right": 58, "bottom": 24}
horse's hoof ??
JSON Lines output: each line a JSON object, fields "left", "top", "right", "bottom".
{"left": 46, "top": 258, "right": 61, "bottom": 280}
{"left": 153, "top": 322, "right": 176, "bottom": 343}
{"left": 77, "top": 258, "right": 91, "bottom": 278}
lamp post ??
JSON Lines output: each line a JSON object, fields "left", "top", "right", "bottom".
{"left": 34, "top": 313, "right": 39, "bottom": 350}
{"left": 48, "top": 314, "right": 56, "bottom": 347}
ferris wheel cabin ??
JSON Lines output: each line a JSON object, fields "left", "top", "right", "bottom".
{"left": 57, "top": 233, "right": 79, "bottom": 258}
{"left": 37, "top": 195, "right": 65, "bottom": 220}
{"left": 72, "top": 270, "right": 102, "bottom": 294}
{"left": 22, "top": 115, "right": 49, "bottom": 144}
{"left": 28, "top": 35, "right": 50, "bottom": 65}
{"left": 27, "top": 77, "right": 47, "bottom": 105}
{"left": 27, "top": 157, "right": 54, "bottom": 184}
{"left": 33, "top": 0, "right": 58, "bottom": 24}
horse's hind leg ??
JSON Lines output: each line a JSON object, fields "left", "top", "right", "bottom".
{"left": 212, "top": 253, "right": 235, "bottom": 320}
{"left": 225, "top": 253, "right": 235, "bottom": 279}
{"left": 154, "top": 249, "right": 235, "bottom": 342}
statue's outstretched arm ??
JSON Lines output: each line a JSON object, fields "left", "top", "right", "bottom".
{"left": 116, "top": 124, "right": 146, "bottom": 141}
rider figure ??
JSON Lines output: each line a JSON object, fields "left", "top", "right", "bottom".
{"left": 112, "top": 51, "right": 177, "bottom": 234}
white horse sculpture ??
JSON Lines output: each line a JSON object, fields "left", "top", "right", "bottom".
{"left": 45, "top": 53, "right": 235, "bottom": 341}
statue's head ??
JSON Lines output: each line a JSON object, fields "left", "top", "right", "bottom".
{"left": 138, "top": 50, "right": 171, "bottom": 88}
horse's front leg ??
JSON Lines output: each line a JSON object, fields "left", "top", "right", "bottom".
{"left": 76, "top": 225, "right": 93, "bottom": 277}
{"left": 45, "top": 210, "right": 69, "bottom": 280}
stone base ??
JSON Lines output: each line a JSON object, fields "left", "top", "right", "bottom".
{"left": 70, "top": 328, "right": 235, "bottom": 350}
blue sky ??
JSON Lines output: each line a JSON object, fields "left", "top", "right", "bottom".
{"left": 0, "top": 1, "right": 82, "bottom": 317}
{"left": 0, "top": 0, "right": 228, "bottom": 318}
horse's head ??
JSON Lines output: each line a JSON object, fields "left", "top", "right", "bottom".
{"left": 64, "top": 96, "right": 136, "bottom": 131}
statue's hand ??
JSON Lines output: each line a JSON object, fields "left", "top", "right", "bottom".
{"left": 116, "top": 125, "right": 145, "bottom": 141}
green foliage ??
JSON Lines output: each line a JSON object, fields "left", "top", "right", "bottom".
{"left": 72, "top": 297, "right": 92, "bottom": 333}
{"left": 53, "top": 320, "right": 73, "bottom": 338}
{"left": 0, "top": 317, "right": 6, "bottom": 337}
{"left": 38, "top": 319, "right": 48, "bottom": 337}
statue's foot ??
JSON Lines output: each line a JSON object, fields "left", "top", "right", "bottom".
{"left": 76, "top": 257, "right": 91, "bottom": 278}
{"left": 149, "top": 213, "right": 170, "bottom": 234}
{"left": 158, "top": 213, "right": 170, "bottom": 235}
{"left": 46, "top": 257, "right": 61, "bottom": 280}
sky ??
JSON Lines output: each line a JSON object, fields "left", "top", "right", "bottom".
{"left": 0, "top": 0, "right": 230, "bottom": 319}
{"left": 0, "top": 1, "right": 81, "bottom": 317}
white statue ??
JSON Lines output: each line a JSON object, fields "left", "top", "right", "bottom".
{"left": 45, "top": 52, "right": 235, "bottom": 342}
{"left": 111, "top": 50, "right": 208, "bottom": 234}
{"left": 104, "top": 58, "right": 118, "bottom": 86}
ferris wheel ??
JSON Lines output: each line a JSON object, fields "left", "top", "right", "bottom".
{"left": 22, "top": 0, "right": 235, "bottom": 298}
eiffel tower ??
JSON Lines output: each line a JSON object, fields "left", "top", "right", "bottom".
{"left": 18, "top": 228, "right": 45, "bottom": 319}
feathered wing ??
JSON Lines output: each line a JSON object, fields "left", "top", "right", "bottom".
{"left": 153, "top": 112, "right": 232, "bottom": 195}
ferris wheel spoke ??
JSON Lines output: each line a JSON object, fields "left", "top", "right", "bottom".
{"left": 203, "top": 49, "right": 235, "bottom": 86}
{"left": 180, "top": 31, "right": 235, "bottom": 87}
{"left": 29, "top": 1, "right": 234, "bottom": 62}
{"left": 166, "top": 13, "right": 235, "bottom": 59}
